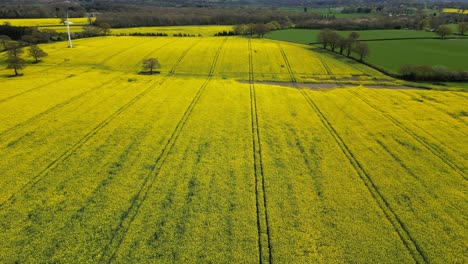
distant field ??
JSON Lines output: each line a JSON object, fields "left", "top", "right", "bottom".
{"left": 111, "top": 25, "right": 233, "bottom": 36}
{"left": 0, "top": 18, "right": 91, "bottom": 26}
{"left": 366, "top": 39, "right": 468, "bottom": 73}
{"left": 442, "top": 8, "right": 468, "bottom": 14}
{"left": 0, "top": 36, "right": 466, "bottom": 263}
{"left": 266, "top": 29, "right": 440, "bottom": 44}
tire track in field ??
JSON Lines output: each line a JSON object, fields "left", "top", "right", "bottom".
{"left": 29, "top": 37, "right": 156, "bottom": 76}
{"left": 14, "top": 39, "right": 206, "bottom": 260}
{"left": 133, "top": 38, "right": 181, "bottom": 68}
{"left": 169, "top": 38, "right": 202, "bottom": 74}
{"left": 0, "top": 77, "right": 119, "bottom": 138}
{"left": 348, "top": 90, "right": 467, "bottom": 181}
{"left": 277, "top": 44, "right": 428, "bottom": 264}
{"left": 48, "top": 37, "right": 203, "bottom": 220}
{"left": 0, "top": 38, "right": 153, "bottom": 103}
{"left": 0, "top": 77, "right": 169, "bottom": 209}
{"left": 315, "top": 55, "right": 335, "bottom": 80}
{"left": 249, "top": 39, "right": 273, "bottom": 264}
{"left": 98, "top": 38, "right": 227, "bottom": 263}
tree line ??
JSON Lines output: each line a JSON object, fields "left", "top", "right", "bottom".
{"left": 317, "top": 29, "right": 369, "bottom": 62}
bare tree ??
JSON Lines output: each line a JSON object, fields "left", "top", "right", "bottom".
{"left": 317, "top": 29, "right": 332, "bottom": 49}
{"left": 143, "top": 58, "right": 160, "bottom": 75}
{"left": 253, "top": 23, "right": 270, "bottom": 38}
{"left": 338, "top": 36, "right": 350, "bottom": 55}
{"left": 328, "top": 31, "right": 341, "bottom": 52}
{"left": 459, "top": 22, "right": 468, "bottom": 35}
{"left": 346, "top": 32, "right": 360, "bottom": 57}
{"left": 353, "top": 41, "right": 370, "bottom": 62}
{"left": 435, "top": 25, "right": 452, "bottom": 39}
{"left": 5, "top": 43, "right": 26, "bottom": 76}
{"left": 99, "top": 23, "right": 111, "bottom": 36}
{"left": 29, "top": 44, "right": 48, "bottom": 63}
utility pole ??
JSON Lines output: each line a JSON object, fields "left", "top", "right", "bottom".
{"left": 66, "top": 11, "right": 73, "bottom": 48}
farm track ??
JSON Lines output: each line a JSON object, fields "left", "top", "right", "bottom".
{"left": 249, "top": 39, "right": 272, "bottom": 264}
{"left": 277, "top": 44, "right": 428, "bottom": 264}
{"left": 348, "top": 90, "right": 467, "bottom": 180}
{"left": 98, "top": 38, "right": 228, "bottom": 263}
{"left": 0, "top": 76, "right": 118, "bottom": 138}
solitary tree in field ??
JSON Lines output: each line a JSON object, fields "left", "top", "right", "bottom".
{"left": 459, "top": 22, "right": 468, "bottom": 35}
{"left": 5, "top": 43, "right": 26, "bottom": 76}
{"left": 28, "top": 44, "right": 48, "bottom": 63}
{"left": 435, "top": 25, "right": 452, "bottom": 39}
{"left": 353, "top": 41, "right": 370, "bottom": 62}
{"left": 143, "top": 58, "right": 160, "bottom": 74}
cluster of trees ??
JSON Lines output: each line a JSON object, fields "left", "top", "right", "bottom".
{"left": 232, "top": 21, "right": 282, "bottom": 37}
{"left": 434, "top": 22, "right": 467, "bottom": 39}
{"left": 0, "top": 22, "right": 112, "bottom": 46}
{"left": 215, "top": 22, "right": 283, "bottom": 37}
{"left": 400, "top": 65, "right": 468, "bottom": 82}
{"left": 317, "top": 29, "right": 369, "bottom": 61}
{"left": 297, "top": 16, "right": 416, "bottom": 30}
{"left": 0, "top": 3, "right": 85, "bottom": 18}
{"left": 2, "top": 42, "right": 48, "bottom": 76}
{"left": 94, "top": 8, "right": 304, "bottom": 28}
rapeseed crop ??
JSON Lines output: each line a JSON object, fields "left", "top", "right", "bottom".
{"left": 0, "top": 35, "right": 466, "bottom": 263}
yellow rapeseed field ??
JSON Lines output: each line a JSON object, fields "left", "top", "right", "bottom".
{"left": 0, "top": 35, "right": 466, "bottom": 263}
{"left": 0, "top": 17, "right": 91, "bottom": 26}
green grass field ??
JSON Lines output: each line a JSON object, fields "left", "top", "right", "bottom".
{"left": 267, "top": 29, "right": 468, "bottom": 73}
{"left": 366, "top": 39, "right": 468, "bottom": 73}
{"left": 0, "top": 36, "right": 466, "bottom": 263}
{"left": 266, "top": 29, "right": 443, "bottom": 44}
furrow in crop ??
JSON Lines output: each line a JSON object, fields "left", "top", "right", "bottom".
{"left": 98, "top": 38, "right": 228, "bottom": 263}
{"left": 0, "top": 77, "right": 117, "bottom": 138}
{"left": 0, "top": 78, "right": 167, "bottom": 209}
{"left": 348, "top": 90, "right": 467, "bottom": 180}
{"left": 399, "top": 90, "right": 468, "bottom": 127}
{"left": 170, "top": 38, "right": 202, "bottom": 74}
{"left": 249, "top": 38, "right": 273, "bottom": 264}
{"left": 277, "top": 45, "right": 428, "bottom": 264}
{"left": 133, "top": 38, "right": 179, "bottom": 68}
{"left": 0, "top": 76, "right": 74, "bottom": 104}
